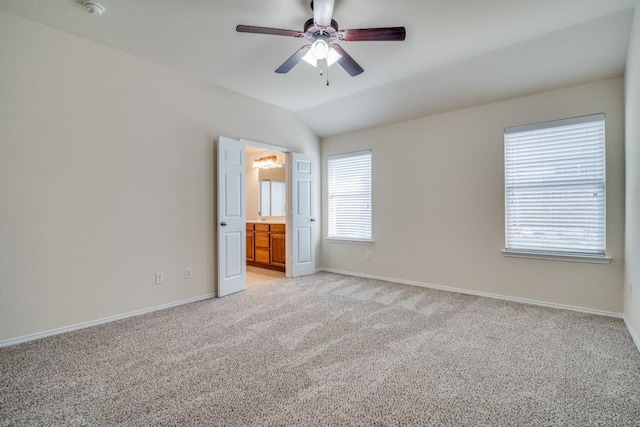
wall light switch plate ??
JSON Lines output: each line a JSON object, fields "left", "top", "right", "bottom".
{"left": 156, "top": 272, "right": 164, "bottom": 284}
{"left": 185, "top": 267, "right": 192, "bottom": 279}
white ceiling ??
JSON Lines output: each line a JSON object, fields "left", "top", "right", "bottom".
{"left": 0, "top": 0, "right": 636, "bottom": 137}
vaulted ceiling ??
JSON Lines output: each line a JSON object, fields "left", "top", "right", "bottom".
{"left": 0, "top": 0, "right": 636, "bottom": 136}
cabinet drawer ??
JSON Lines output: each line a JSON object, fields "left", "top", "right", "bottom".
{"left": 255, "top": 223, "right": 270, "bottom": 232}
{"left": 246, "top": 223, "right": 255, "bottom": 231}
{"left": 270, "top": 224, "right": 285, "bottom": 233}
{"left": 246, "top": 232, "right": 255, "bottom": 261}
{"left": 255, "top": 248, "right": 270, "bottom": 264}
{"left": 271, "top": 233, "right": 286, "bottom": 266}
{"left": 255, "top": 232, "right": 270, "bottom": 248}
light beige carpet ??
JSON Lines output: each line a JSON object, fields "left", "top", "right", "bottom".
{"left": 1, "top": 272, "right": 639, "bottom": 426}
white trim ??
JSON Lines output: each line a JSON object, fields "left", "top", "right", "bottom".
{"left": 502, "top": 250, "right": 612, "bottom": 264}
{"left": 504, "top": 113, "right": 605, "bottom": 134}
{"left": 624, "top": 318, "right": 640, "bottom": 355}
{"left": 327, "top": 149, "right": 372, "bottom": 161}
{"left": 318, "top": 268, "right": 622, "bottom": 318}
{"left": 240, "top": 138, "right": 289, "bottom": 153}
{"left": 325, "top": 238, "right": 374, "bottom": 245}
{"left": 0, "top": 293, "right": 215, "bottom": 348}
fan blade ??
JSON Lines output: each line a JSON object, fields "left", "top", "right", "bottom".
{"left": 337, "top": 27, "right": 406, "bottom": 42}
{"left": 331, "top": 45, "right": 364, "bottom": 76}
{"left": 275, "top": 45, "right": 311, "bottom": 73}
{"left": 313, "top": 0, "right": 335, "bottom": 27}
{"left": 236, "top": 25, "right": 304, "bottom": 38}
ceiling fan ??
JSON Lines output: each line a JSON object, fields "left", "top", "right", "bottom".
{"left": 236, "top": 0, "right": 406, "bottom": 78}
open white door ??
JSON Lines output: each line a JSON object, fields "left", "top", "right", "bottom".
{"left": 217, "top": 137, "right": 246, "bottom": 297}
{"left": 291, "top": 153, "right": 316, "bottom": 277}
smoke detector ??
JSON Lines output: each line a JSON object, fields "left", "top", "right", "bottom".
{"left": 83, "top": 2, "right": 105, "bottom": 16}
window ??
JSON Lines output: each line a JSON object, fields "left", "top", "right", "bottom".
{"left": 328, "top": 150, "right": 372, "bottom": 241}
{"left": 504, "top": 114, "right": 606, "bottom": 259}
{"left": 259, "top": 180, "right": 286, "bottom": 217}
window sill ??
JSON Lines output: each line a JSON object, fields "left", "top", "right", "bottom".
{"left": 502, "top": 249, "right": 611, "bottom": 264}
{"left": 326, "top": 238, "right": 374, "bottom": 245}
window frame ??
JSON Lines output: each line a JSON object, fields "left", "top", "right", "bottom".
{"left": 326, "top": 149, "right": 374, "bottom": 244}
{"left": 503, "top": 113, "right": 610, "bottom": 264}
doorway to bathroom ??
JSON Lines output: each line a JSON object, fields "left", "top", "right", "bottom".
{"left": 217, "top": 136, "right": 316, "bottom": 296}
{"left": 245, "top": 145, "right": 287, "bottom": 286}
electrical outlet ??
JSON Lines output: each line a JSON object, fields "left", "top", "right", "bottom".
{"left": 155, "top": 272, "right": 164, "bottom": 284}
{"left": 365, "top": 251, "right": 372, "bottom": 260}
{"left": 185, "top": 267, "right": 192, "bottom": 279}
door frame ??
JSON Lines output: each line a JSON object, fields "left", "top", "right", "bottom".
{"left": 241, "top": 139, "right": 292, "bottom": 278}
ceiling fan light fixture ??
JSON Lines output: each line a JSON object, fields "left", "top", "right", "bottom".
{"left": 302, "top": 46, "right": 342, "bottom": 68}
{"left": 310, "top": 39, "right": 329, "bottom": 60}
{"left": 302, "top": 49, "right": 318, "bottom": 67}
{"left": 303, "top": 41, "right": 340, "bottom": 69}
{"left": 327, "top": 47, "right": 341, "bottom": 67}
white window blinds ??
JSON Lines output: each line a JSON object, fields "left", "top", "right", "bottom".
{"left": 260, "top": 180, "right": 270, "bottom": 216}
{"left": 271, "top": 181, "right": 286, "bottom": 216}
{"left": 504, "top": 114, "right": 605, "bottom": 255}
{"left": 328, "top": 150, "right": 372, "bottom": 240}
{"left": 260, "top": 180, "right": 286, "bottom": 217}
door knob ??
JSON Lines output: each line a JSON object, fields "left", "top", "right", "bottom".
{"left": 310, "top": 218, "right": 316, "bottom": 222}
{"left": 221, "top": 222, "right": 227, "bottom": 226}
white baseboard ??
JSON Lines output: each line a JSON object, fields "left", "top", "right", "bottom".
{"left": 5, "top": 271, "right": 633, "bottom": 351}
{"left": 624, "top": 318, "right": 640, "bottom": 354}
{"left": 0, "top": 293, "right": 215, "bottom": 348}
{"left": 318, "top": 268, "right": 623, "bottom": 319}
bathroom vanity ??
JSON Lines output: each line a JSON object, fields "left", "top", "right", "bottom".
{"left": 246, "top": 221, "right": 286, "bottom": 271}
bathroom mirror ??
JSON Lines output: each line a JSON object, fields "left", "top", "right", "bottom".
{"left": 259, "top": 180, "right": 286, "bottom": 217}
{"left": 257, "top": 161, "right": 286, "bottom": 218}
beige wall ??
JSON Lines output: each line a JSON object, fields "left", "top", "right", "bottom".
{"left": 321, "top": 78, "right": 625, "bottom": 314}
{"left": 625, "top": 4, "right": 640, "bottom": 346}
{"left": 0, "top": 11, "right": 320, "bottom": 342}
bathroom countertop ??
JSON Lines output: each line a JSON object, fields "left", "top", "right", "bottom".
{"left": 246, "top": 219, "right": 286, "bottom": 224}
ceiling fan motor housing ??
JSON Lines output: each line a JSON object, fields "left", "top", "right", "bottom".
{"left": 304, "top": 18, "right": 339, "bottom": 40}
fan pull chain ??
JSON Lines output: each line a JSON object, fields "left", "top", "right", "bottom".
{"left": 318, "top": 59, "right": 329, "bottom": 86}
